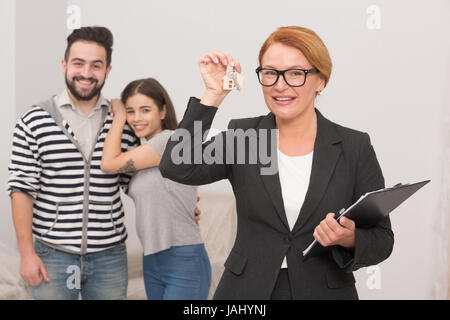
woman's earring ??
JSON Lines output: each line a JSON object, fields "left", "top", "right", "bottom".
{"left": 317, "top": 90, "right": 323, "bottom": 95}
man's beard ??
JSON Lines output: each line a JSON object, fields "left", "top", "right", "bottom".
{"left": 65, "top": 74, "right": 105, "bottom": 101}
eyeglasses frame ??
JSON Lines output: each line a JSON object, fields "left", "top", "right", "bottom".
{"left": 255, "top": 66, "right": 319, "bottom": 87}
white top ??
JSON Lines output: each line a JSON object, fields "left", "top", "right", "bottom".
{"left": 277, "top": 149, "right": 313, "bottom": 268}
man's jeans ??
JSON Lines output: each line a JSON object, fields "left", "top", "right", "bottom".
{"left": 32, "top": 240, "right": 128, "bottom": 300}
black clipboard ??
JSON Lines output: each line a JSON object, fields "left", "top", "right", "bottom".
{"left": 302, "top": 180, "right": 430, "bottom": 260}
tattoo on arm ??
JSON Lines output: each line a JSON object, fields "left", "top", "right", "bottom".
{"left": 117, "top": 159, "right": 137, "bottom": 173}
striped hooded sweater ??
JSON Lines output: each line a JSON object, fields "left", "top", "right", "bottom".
{"left": 7, "top": 96, "right": 138, "bottom": 254}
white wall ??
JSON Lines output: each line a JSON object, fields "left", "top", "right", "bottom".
{"left": 3, "top": 0, "right": 448, "bottom": 299}
{"left": 0, "top": 0, "right": 18, "bottom": 252}
{"left": 15, "top": 0, "right": 67, "bottom": 117}
{"left": 0, "top": 0, "right": 68, "bottom": 252}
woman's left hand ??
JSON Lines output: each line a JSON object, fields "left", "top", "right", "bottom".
{"left": 110, "top": 98, "right": 127, "bottom": 120}
{"left": 313, "top": 213, "right": 356, "bottom": 249}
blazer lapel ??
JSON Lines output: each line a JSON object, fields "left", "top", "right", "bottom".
{"left": 292, "top": 109, "right": 342, "bottom": 234}
{"left": 256, "top": 113, "right": 290, "bottom": 231}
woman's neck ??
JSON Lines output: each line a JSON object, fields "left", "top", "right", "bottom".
{"left": 276, "top": 106, "right": 317, "bottom": 156}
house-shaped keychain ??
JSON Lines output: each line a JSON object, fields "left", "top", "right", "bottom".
{"left": 223, "top": 65, "right": 244, "bottom": 91}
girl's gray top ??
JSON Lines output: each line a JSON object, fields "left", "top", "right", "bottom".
{"left": 127, "top": 130, "right": 202, "bottom": 256}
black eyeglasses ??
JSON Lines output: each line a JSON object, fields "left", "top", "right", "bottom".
{"left": 255, "top": 67, "right": 319, "bottom": 87}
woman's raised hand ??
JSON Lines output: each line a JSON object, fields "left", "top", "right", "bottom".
{"left": 198, "top": 51, "right": 241, "bottom": 107}
{"left": 109, "top": 98, "right": 127, "bottom": 120}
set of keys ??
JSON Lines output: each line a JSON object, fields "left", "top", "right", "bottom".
{"left": 223, "top": 65, "right": 244, "bottom": 91}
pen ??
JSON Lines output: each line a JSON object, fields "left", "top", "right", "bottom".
{"left": 336, "top": 207, "right": 346, "bottom": 221}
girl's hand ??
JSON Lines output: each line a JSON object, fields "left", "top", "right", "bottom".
{"left": 110, "top": 98, "right": 127, "bottom": 120}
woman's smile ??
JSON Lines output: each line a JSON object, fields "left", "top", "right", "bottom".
{"left": 132, "top": 123, "right": 149, "bottom": 132}
{"left": 272, "top": 95, "right": 297, "bottom": 106}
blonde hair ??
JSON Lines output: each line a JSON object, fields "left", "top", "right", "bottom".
{"left": 258, "top": 26, "right": 332, "bottom": 87}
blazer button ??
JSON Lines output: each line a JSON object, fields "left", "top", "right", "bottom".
{"left": 284, "top": 235, "right": 293, "bottom": 244}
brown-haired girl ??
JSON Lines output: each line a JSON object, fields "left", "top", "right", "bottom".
{"left": 101, "top": 78, "right": 211, "bottom": 300}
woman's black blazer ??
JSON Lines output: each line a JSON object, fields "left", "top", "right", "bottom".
{"left": 160, "top": 97, "right": 394, "bottom": 300}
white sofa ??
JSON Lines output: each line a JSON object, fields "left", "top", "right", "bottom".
{"left": 0, "top": 243, "right": 32, "bottom": 299}
{"left": 0, "top": 192, "right": 237, "bottom": 300}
